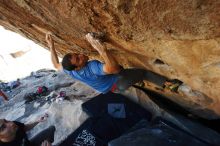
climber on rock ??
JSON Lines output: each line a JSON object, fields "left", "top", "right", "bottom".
{"left": 46, "top": 32, "right": 182, "bottom": 93}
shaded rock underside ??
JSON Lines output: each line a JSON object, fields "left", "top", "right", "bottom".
{"left": 0, "top": 0, "right": 219, "bottom": 119}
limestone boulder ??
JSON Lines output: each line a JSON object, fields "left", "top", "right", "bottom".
{"left": 0, "top": 0, "right": 219, "bottom": 119}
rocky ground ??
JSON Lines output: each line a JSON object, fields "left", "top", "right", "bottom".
{"left": 0, "top": 69, "right": 220, "bottom": 145}
{"left": 0, "top": 69, "right": 99, "bottom": 145}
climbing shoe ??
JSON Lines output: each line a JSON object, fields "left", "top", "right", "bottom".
{"left": 135, "top": 81, "right": 145, "bottom": 88}
{"left": 163, "top": 79, "right": 183, "bottom": 93}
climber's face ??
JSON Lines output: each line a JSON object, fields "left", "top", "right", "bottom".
{"left": 70, "top": 53, "right": 89, "bottom": 70}
{"left": 0, "top": 119, "right": 18, "bottom": 140}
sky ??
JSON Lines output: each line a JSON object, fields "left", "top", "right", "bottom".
{"left": 0, "top": 26, "right": 55, "bottom": 81}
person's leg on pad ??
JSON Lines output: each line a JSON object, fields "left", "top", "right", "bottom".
{"left": 30, "top": 125, "right": 56, "bottom": 146}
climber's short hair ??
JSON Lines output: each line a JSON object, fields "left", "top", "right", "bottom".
{"left": 62, "top": 53, "right": 77, "bottom": 71}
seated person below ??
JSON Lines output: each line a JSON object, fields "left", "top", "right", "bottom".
{"left": 0, "top": 114, "right": 55, "bottom": 146}
{"left": 0, "top": 90, "right": 8, "bottom": 102}
{"left": 46, "top": 33, "right": 181, "bottom": 93}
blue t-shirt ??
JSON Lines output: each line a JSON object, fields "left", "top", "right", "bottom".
{"left": 64, "top": 60, "right": 118, "bottom": 93}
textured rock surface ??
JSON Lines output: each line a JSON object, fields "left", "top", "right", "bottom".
{"left": 0, "top": 0, "right": 219, "bottom": 119}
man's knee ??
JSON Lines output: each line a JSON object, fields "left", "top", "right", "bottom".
{"left": 49, "top": 125, "right": 56, "bottom": 131}
{"left": 46, "top": 126, "right": 56, "bottom": 143}
{"left": 47, "top": 125, "right": 56, "bottom": 135}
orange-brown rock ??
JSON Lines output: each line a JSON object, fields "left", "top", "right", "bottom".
{"left": 0, "top": 0, "right": 219, "bottom": 119}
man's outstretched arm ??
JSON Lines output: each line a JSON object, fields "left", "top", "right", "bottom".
{"left": 86, "top": 33, "right": 121, "bottom": 74}
{"left": 46, "top": 34, "right": 62, "bottom": 70}
{"left": 24, "top": 114, "right": 49, "bottom": 131}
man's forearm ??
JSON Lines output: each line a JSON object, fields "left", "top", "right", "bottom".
{"left": 46, "top": 34, "right": 61, "bottom": 70}
{"left": 24, "top": 121, "right": 39, "bottom": 131}
{"left": 100, "top": 50, "right": 118, "bottom": 68}
{"left": 99, "top": 49, "right": 121, "bottom": 73}
{"left": 50, "top": 44, "right": 59, "bottom": 65}
{"left": 86, "top": 33, "right": 121, "bottom": 73}
{"left": 50, "top": 43, "right": 62, "bottom": 70}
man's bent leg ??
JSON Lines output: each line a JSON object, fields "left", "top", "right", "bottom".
{"left": 143, "top": 69, "right": 168, "bottom": 87}
{"left": 115, "top": 68, "right": 168, "bottom": 91}
{"left": 30, "top": 125, "right": 55, "bottom": 146}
